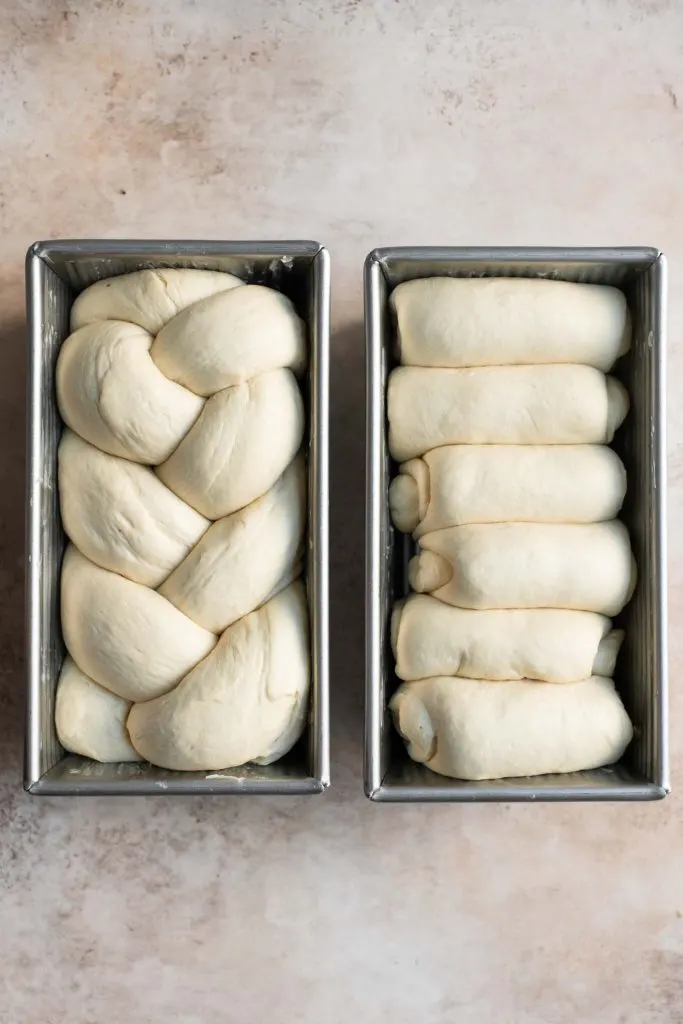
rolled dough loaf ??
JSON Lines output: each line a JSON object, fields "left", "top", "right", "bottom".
{"left": 391, "top": 276, "right": 631, "bottom": 371}
{"left": 390, "top": 675, "right": 634, "bottom": 780}
{"left": 127, "top": 583, "right": 310, "bottom": 771}
{"left": 389, "top": 444, "right": 627, "bottom": 536}
{"left": 409, "top": 520, "right": 636, "bottom": 615}
{"left": 392, "top": 595, "right": 624, "bottom": 683}
{"left": 61, "top": 545, "right": 216, "bottom": 702}
{"left": 159, "top": 456, "right": 306, "bottom": 633}
{"left": 156, "top": 367, "right": 305, "bottom": 519}
{"left": 55, "top": 657, "right": 142, "bottom": 763}
{"left": 388, "top": 364, "right": 629, "bottom": 461}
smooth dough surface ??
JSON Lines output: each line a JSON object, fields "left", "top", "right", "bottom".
{"left": 159, "top": 456, "right": 306, "bottom": 632}
{"left": 59, "top": 429, "right": 209, "bottom": 587}
{"left": 71, "top": 268, "right": 243, "bottom": 335}
{"left": 388, "top": 364, "right": 629, "bottom": 461}
{"left": 392, "top": 276, "right": 631, "bottom": 371}
{"left": 127, "top": 583, "right": 310, "bottom": 771}
{"left": 56, "top": 320, "right": 203, "bottom": 464}
{"left": 389, "top": 444, "right": 627, "bottom": 536}
{"left": 392, "top": 594, "right": 623, "bottom": 683}
{"left": 61, "top": 545, "right": 216, "bottom": 702}
{"left": 151, "top": 284, "right": 306, "bottom": 396}
{"left": 390, "top": 675, "right": 634, "bottom": 780}
{"left": 409, "top": 520, "right": 636, "bottom": 615}
{"left": 156, "top": 367, "right": 305, "bottom": 519}
{"left": 55, "top": 657, "right": 142, "bottom": 763}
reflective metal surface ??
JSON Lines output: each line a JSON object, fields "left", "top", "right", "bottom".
{"left": 26, "top": 239, "right": 330, "bottom": 795}
{"left": 365, "top": 246, "right": 668, "bottom": 802}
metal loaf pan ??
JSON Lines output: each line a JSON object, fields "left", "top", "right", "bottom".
{"left": 365, "top": 246, "right": 668, "bottom": 802}
{"left": 26, "top": 239, "right": 330, "bottom": 795}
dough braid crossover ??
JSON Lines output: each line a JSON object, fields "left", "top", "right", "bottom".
{"left": 54, "top": 268, "right": 311, "bottom": 771}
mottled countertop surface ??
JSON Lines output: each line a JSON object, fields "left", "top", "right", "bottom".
{"left": 1, "top": 1, "right": 682, "bottom": 1021}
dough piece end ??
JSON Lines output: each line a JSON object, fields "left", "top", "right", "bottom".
{"left": 389, "top": 474, "right": 419, "bottom": 534}
{"left": 390, "top": 599, "right": 405, "bottom": 660}
{"left": 408, "top": 551, "right": 452, "bottom": 593}
{"left": 389, "top": 458, "right": 429, "bottom": 535}
{"left": 605, "top": 376, "right": 630, "bottom": 441}
{"left": 389, "top": 687, "right": 437, "bottom": 764}
{"left": 593, "top": 629, "right": 625, "bottom": 677}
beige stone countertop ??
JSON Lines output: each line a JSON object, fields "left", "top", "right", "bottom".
{"left": 1, "top": 1, "right": 682, "bottom": 1021}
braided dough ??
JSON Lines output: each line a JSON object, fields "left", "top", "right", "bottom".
{"left": 55, "top": 657, "right": 142, "bottom": 763}
{"left": 390, "top": 675, "right": 634, "bottom": 781}
{"left": 409, "top": 521, "right": 636, "bottom": 615}
{"left": 392, "top": 277, "right": 631, "bottom": 371}
{"left": 55, "top": 268, "right": 310, "bottom": 769}
{"left": 390, "top": 444, "right": 627, "bottom": 536}
{"left": 388, "top": 364, "right": 629, "bottom": 461}
{"left": 127, "top": 583, "right": 310, "bottom": 771}
{"left": 392, "top": 595, "right": 624, "bottom": 683}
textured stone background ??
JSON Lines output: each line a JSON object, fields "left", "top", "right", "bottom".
{"left": 0, "top": 1, "right": 682, "bottom": 1021}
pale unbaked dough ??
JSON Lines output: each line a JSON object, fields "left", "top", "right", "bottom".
{"left": 59, "top": 428, "right": 209, "bottom": 587}
{"left": 55, "top": 657, "right": 142, "bottom": 763}
{"left": 71, "top": 267, "right": 243, "bottom": 334}
{"left": 389, "top": 444, "right": 627, "bottom": 536}
{"left": 159, "top": 456, "right": 306, "bottom": 632}
{"left": 61, "top": 545, "right": 216, "bottom": 702}
{"left": 156, "top": 368, "right": 305, "bottom": 519}
{"left": 57, "top": 268, "right": 311, "bottom": 768}
{"left": 56, "top": 320, "right": 204, "bottom": 465}
{"left": 391, "top": 277, "right": 631, "bottom": 371}
{"left": 409, "top": 520, "right": 636, "bottom": 615}
{"left": 127, "top": 583, "right": 310, "bottom": 771}
{"left": 151, "top": 285, "right": 306, "bottom": 396}
{"left": 388, "top": 364, "right": 629, "bottom": 461}
{"left": 390, "top": 675, "right": 634, "bottom": 780}
{"left": 392, "top": 595, "right": 624, "bottom": 683}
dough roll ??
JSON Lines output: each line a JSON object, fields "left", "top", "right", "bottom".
{"left": 409, "top": 520, "right": 636, "bottom": 615}
{"left": 388, "top": 364, "right": 629, "bottom": 461}
{"left": 391, "top": 277, "right": 631, "bottom": 371}
{"left": 390, "top": 675, "right": 634, "bottom": 780}
{"left": 389, "top": 444, "right": 627, "bottom": 536}
{"left": 392, "top": 595, "right": 624, "bottom": 683}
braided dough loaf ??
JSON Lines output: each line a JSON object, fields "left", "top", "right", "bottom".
{"left": 389, "top": 444, "right": 627, "bottom": 536}
{"left": 390, "top": 675, "right": 634, "bottom": 781}
{"left": 388, "top": 364, "right": 629, "bottom": 461}
{"left": 55, "top": 268, "right": 310, "bottom": 770}
{"left": 391, "top": 277, "right": 631, "bottom": 371}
